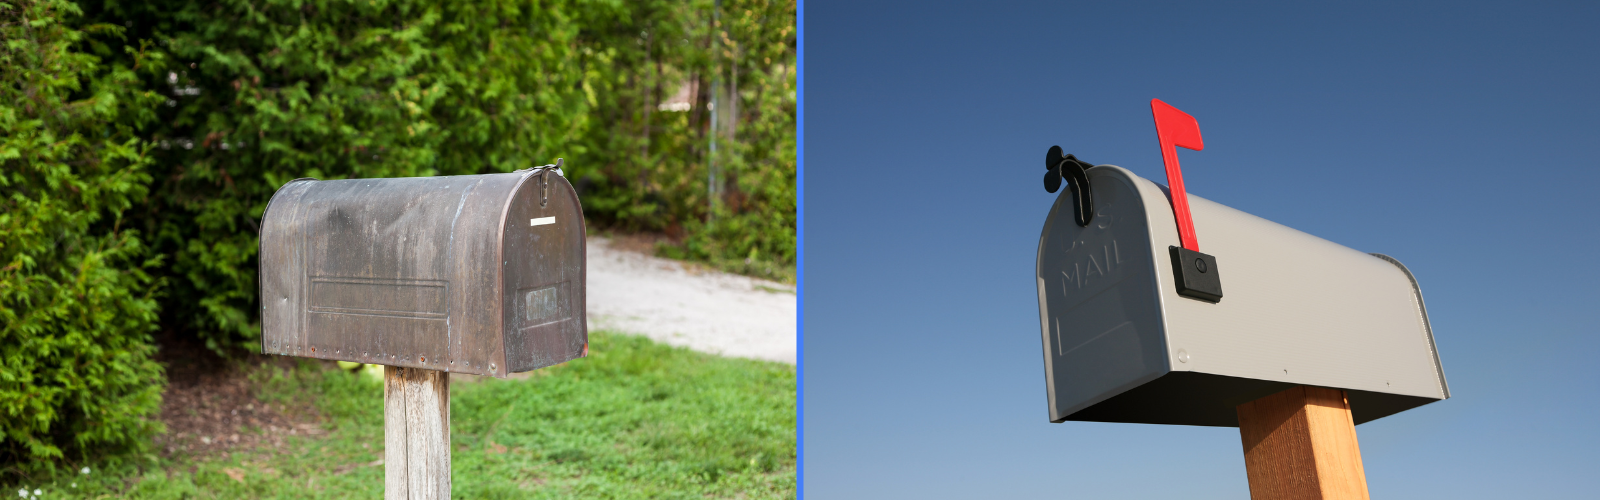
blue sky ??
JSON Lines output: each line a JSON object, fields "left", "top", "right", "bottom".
{"left": 801, "top": 1, "right": 1600, "bottom": 498}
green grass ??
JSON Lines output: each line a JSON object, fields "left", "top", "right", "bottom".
{"left": 14, "top": 331, "right": 796, "bottom": 499}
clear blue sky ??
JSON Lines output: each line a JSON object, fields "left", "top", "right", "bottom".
{"left": 800, "top": 1, "right": 1600, "bottom": 498}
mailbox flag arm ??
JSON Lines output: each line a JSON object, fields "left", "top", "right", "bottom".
{"left": 1151, "top": 99, "right": 1205, "bottom": 252}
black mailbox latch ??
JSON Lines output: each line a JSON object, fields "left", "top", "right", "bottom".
{"left": 1169, "top": 246, "right": 1223, "bottom": 303}
{"left": 1044, "top": 146, "right": 1095, "bottom": 227}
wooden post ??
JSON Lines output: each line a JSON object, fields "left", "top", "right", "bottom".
{"left": 1236, "top": 386, "right": 1370, "bottom": 500}
{"left": 385, "top": 367, "right": 450, "bottom": 500}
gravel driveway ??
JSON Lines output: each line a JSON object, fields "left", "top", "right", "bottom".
{"left": 585, "top": 237, "right": 797, "bottom": 364}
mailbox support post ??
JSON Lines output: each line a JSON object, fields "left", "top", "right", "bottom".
{"left": 1236, "top": 386, "right": 1370, "bottom": 500}
{"left": 385, "top": 367, "right": 451, "bottom": 500}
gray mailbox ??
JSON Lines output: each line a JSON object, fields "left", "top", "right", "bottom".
{"left": 259, "top": 167, "right": 587, "bottom": 378}
{"left": 1036, "top": 163, "right": 1449, "bottom": 426}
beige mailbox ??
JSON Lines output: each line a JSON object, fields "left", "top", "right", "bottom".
{"left": 1036, "top": 102, "right": 1448, "bottom": 428}
{"left": 1036, "top": 164, "right": 1448, "bottom": 426}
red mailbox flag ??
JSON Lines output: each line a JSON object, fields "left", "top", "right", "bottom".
{"left": 1151, "top": 99, "right": 1205, "bottom": 252}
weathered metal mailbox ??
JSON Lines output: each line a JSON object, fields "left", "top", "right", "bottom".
{"left": 259, "top": 166, "right": 587, "bottom": 377}
{"left": 1037, "top": 103, "right": 1449, "bottom": 429}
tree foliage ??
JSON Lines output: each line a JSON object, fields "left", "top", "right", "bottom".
{"left": 681, "top": 0, "right": 798, "bottom": 276}
{"left": 0, "top": 0, "right": 166, "bottom": 468}
{"left": 572, "top": 0, "right": 797, "bottom": 278}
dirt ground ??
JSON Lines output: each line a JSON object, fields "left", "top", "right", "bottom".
{"left": 153, "top": 331, "right": 327, "bottom": 461}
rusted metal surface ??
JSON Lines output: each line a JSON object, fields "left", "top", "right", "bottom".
{"left": 259, "top": 169, "right": 586, "bottom": 377}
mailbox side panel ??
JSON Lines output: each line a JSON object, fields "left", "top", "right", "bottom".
{"left": 441, "top": 176, "right": 521, "bottom": 376}
{"left": 1139, "top": 178, "right": 1449, "bottom": 411}
{"left": 499, "top": 171, "right": 588, "bottom": 373}
{"left": 1037, "top": 169, "right": 1170, "bottom": 422}
{"left": 259, "top": 175, "right": 518, "bottom": 376}
{"left": 296, "top": 177, "right": 459, "bottom": 368}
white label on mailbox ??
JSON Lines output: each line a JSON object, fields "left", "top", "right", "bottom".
{"left": 530, "top": 217, "right": 556, "bottom": 226}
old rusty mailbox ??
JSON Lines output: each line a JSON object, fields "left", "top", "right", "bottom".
{"left": 259, "top": 167, "right": 587, "bottom": 378}
{"left": 1037, "top": 103, "right": 1448, "bottom": 428}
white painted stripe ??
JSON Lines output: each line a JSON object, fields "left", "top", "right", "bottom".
{"left": 530, "top": 216, "right": 556, "bottom": 226}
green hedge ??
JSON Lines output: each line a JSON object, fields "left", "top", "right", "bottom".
{"left": 97, "top": 0, "right": 598, "bottom": 353}
{"left": 0, "top": 0, "right": 166, "bottom": 468}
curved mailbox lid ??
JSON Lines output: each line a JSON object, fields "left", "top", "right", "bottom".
{"left": 260, "top": 170, "right": 587, "bottom": 378}
{"left": 1037, "top": 165, "right": 1448, "bottom": 426}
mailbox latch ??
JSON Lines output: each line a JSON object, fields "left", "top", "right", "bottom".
{"left": 518, "top": 158, "right": 565, "bottom": 208}
{"left": 1043, "top": 146, "right": 1095, "bottom": 227}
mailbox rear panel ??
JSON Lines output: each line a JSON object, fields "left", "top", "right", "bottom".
{"left": 1037, "top": 166, "right": 1448, "bottom": 426}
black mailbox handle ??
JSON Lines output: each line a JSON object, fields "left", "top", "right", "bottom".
{"left": 1043, "top": 146, "right": 1095, "bottom": 227}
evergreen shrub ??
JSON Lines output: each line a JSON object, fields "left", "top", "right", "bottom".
{"left": 0, "top": 0, "right": 166, "bottom": 468}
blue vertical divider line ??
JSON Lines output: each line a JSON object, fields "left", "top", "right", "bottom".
{"left": 794, "top": 0, "right": 805, "bottom": 497}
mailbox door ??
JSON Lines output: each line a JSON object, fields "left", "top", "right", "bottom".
{"left": 1036, "top": 169, "right": 1170, "bottom": 422}
{"left": 499, "top": 171, "right": 588, "bottom": 373}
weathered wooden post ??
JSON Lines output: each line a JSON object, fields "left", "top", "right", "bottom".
{"left": 259, "top": 162, "right": 588, "bottom": 499}
{"left": 385, "top": 367, "right": 451, "bottom": 499}
{"left": 1033, "top": 101, "right": 1448, "bottom": 498}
